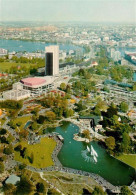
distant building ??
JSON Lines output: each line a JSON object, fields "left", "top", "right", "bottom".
{"left": 6, "top": 174, "right": 20, "bottom": 185}
{"left": 0, "top": 73, "right": 8, "bottom": 79}
{"left": 103, "top": 36, "right": 109, "bottom": 42}
{"left": 0, "top": 48, "right": 8, "bottom": 56}
{"left": 45, "top": 45, "right": 59, "bottom": 76}
{"left": 109, "top": 48, "right": 121, "bottom": 61}
{"left": 92, "top": 61, "right": 98, "bottom": 66}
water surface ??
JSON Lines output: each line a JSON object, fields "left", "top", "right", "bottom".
{"left": 46, "top": 121, "right": 135, "bottom": 186}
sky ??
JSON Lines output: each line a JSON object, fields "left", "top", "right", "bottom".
{"left": 0, "top": 0, "right": 136, "bottom": 23}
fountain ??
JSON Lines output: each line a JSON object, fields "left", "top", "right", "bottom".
{"left": 81, "top": 145, "right": 98, "bottom": 163}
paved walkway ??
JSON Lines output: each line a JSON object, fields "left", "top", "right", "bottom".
{"left": 40, "top": 172, "right": 65, "bottom": 195}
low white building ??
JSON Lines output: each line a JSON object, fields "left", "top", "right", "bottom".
{"left": 3, "top": 83, "right": 30, "bottom": 101}
{"left": 2, "top": 75, "right": 55, "bottom": 100}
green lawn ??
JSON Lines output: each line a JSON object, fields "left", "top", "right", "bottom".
{"left": 13, "top": 116, "right": 31, "bottom": 130}
{"left": 0, "top": 62, "right": 35, "bottom": 71}
{"left": 0, "top": 118, "right": 6, "bottom": 126}
{"left": 117, "top": 154, "right": 136, "bottom": 168}
{"left": 14, "top": 137, "right": 56, "bottom": 168}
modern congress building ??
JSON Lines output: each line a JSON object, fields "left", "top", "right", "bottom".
{"left": 21, "top": 76, "right": 54, "bottom": 96}
{"left": 3, "top": 76, "right": 55, "bottom": 100}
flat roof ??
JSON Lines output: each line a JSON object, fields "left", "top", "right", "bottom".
{"left": 21, "top": 77, "right": 46, "bottom": 87}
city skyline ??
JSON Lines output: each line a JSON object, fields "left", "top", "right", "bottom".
{"left": 0, "top": 0, "right": 135, "bottom": 24}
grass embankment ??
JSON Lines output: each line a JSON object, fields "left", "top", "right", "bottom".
{"left": 13, "top": 116, "right": 31, "bottom": 130}
{"left": 0, "top": 118, "right": 6, "bottom": 126}
{"left": 14, "top": 137, "right": 56, "bottom": 168}
{"left": 117, "top": 154, "right": 136, "bottom": 168}
{"left": 0, "top": 62, "right": 35, "bottom": 71}
{"left": 43, "top": 171, "right": 98, "bottom": 195}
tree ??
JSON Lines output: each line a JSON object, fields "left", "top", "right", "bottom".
{"left": 16, "top": 121, "right": 22, "bottom": 127}
{"left": 94, "top": 107, "right": 101, "bottom": 116}
{"left": 31, "top": 122, "right": 38, "bottom": 131}
{"left": 82, "top": 130, "right": 90, "bottom": 139}
{"left": 63, "top": 108, "right": 74, "bottom": 118}
{"left": 0, "top": 136, "right": 8, "bottom": 144}
{"left": 37, "top": 115, "right": 45, "bottom": 124}
{"left": 8, "top": 121, "right": 16, "bottom": 129}
{"left": 82, "top": 188, "right": 91, "bottom": 195}
{"left": 2, "top": 183, "right": 16, "bottom": 194}
{"left": 60, "top": 83, "right": 66, "bottom": 90}
{"left": 120, "top": 124, "right": 132, "bottom": 134}
{"left": 106, "top": 104, "right": 118, "bottom": 118}
{"left": 96, "top": 100, "right": 107, "bottom": 111}
{"left": 75, "top": 100, "right": 86, "bottom": 112}
{"left": 36, "top": 182, "right": 45, "bottom": 193}
{"left": 19, "top": 163, "right": 27, "bottom": 170}
{"left": 0, "top": 129, "right": 7, "bottom": 135}
{"left": 66, "top": 85, "right": 71, "bottom": 93}
{"left": 120, "top": 132, "right": 130, "bottom": 153}
{"left": 45, "top": 111, "right": 56, "bottom": 121}
{"left": 92, "top": 186, "right": 106, "bottom": 195}
{"left": 16, "top": 176, "right": 34, "bottom": 195}
{"left": 133, "top": 83, "right": 136, "bottom": 91}
{"left": 103, "top": 86, "right": 109, "bottom": 93}
{"left": 120, "top": 102, "right": 129, "bottom": 113}
{"left": 0, "top": 162, "right": 4, "bottom": 173}
{"left": 19, "top": 130, "right": 29, "bottom": 139}
{"left": 105, "top": 136, "right": 116, "bottom": 151}
{"left": 30, "top": 152, "right": 34, "bottom": 164}
{"left": 111, "top": 115, "right": 120, "bottom": 126}
{"left": 4, "top": 146, "right": 13, "bottom": 155}
{"left": 14, "top": 144, "right": 22, "bottom": 152}
{"left": 120, "top": 186, "right": 133, "bottom": 195}
{"left": 31, "top": 108, "right": 39, "bottom": 116}
{"left": 79, "top": 68, "right": 85, "bottom": 76}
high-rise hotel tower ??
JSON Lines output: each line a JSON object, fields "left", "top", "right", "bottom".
{"left": 45, "top": 45, "right": 59, "bottom": 76}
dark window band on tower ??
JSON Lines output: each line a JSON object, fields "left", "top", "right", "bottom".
{"left": 46, "top": 52, "right": 53, "bottom": 75}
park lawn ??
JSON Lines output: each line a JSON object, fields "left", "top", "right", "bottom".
{"left": 0, "top": 118, "right": 6, "bottom": 126}
{"left": 0, "top": 62, "right": 35, "bottom": 71}
{"left": 117, "top": 154, "right": 136, "bottom": 168}
{"left": 13, "top": 116, "right": 31, "bottom": 130}
{"left": 14, "top": 137, "right": 56, "bottom": 168}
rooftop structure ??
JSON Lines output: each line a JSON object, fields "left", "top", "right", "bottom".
{"left": 20, "top": 76, "right": 54, "bottom": 96}
{"left": 21, "top": 77, "right": 46, "bottom": 87}
{"left": 6, "top": 174, "right": 20, "bottom": 185}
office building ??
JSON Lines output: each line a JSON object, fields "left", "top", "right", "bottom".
{"left": 45, "top": 45, "right": 59, "bottom": 76}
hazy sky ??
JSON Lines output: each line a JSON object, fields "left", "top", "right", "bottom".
{"left": 0, "top": 0, "right": 136, "bottom": 23}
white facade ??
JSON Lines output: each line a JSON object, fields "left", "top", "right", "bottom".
{"left": 22, "top": 76, "right": 54, "bottom": 96}
{"left": 2, "top": 76, "right": 55, "bottom": 100}
{"left": 0, "top": 48, "right": 8, "bottom": 56}
{"left": 3, "top": 83, "right": 30, "bottom": 101}
{"left": 45, "top": 45, "right": 59, "bottom": 76}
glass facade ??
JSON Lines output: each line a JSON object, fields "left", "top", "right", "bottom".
{"left": 46, "top": 52, "right": 53, "bottom": 75}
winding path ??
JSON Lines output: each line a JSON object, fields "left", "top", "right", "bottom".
{"left": 40, "top": 172, "right": 65, "bottom": 195}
